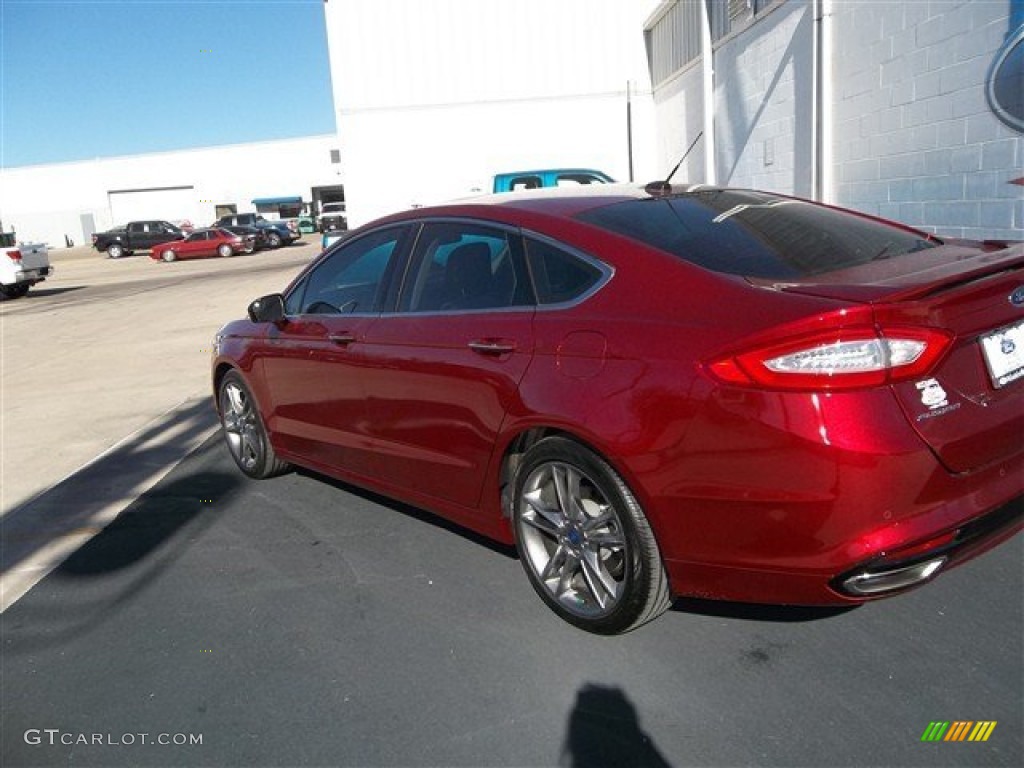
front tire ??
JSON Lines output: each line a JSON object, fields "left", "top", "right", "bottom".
{"left": 161, "top": 249, "right": 176, "bottom": 262}
{"left": 265, "top": 232, "right": 282, "bottom": 248}
{"left": 513, "top": 437, "right": 671, "bottom": 634}
{"left": 218, "top": 371, "right": 290, "bottom": 479}
{"left": 107, "top": 243, "right": 124, "bottom": 259}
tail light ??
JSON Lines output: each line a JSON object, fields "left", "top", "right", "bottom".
{"left": 6, "top": 249, "right": 22, "bottom": 263}
{"left": 707, "top": 307, "right": 954, "bottom": 391}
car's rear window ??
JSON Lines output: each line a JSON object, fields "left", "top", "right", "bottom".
{"left": 575, "top": 190, "right": 939, "bottom": 279}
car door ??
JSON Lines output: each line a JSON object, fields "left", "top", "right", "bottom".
{"left": 357, "top": 220, "right": 536, "bottom": 511}
{"left": 180, "top": 231, "right": 210, "bottom": 258}
{"left": 255, "top": 225, "right": 414, "bottom": 479}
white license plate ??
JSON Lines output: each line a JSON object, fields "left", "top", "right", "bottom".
{"left": 980, "top": 319, "right": 1024, "bottom": 388}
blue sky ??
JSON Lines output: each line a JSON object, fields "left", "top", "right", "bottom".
{"left": 1, "top": 0, "right": 336, "bottom": 168}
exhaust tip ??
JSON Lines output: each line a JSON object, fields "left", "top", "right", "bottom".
{"left": 839, "top": 557, "right": 947, "bottom": 597}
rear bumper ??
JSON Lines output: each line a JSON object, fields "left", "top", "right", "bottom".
{"left": 7, "top": 265, "right": 52, "bottom": 284}
{"left": 832, "top": 499, "right": 1022, "bottom": 598}
{"left": 647, "top": 386, "right": 1024, "bottom": 606}
{"left": 661, "top": 461, "right": 1023, "bottom": 605}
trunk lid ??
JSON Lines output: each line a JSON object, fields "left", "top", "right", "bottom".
{"left": 761, "top": 241, "right": 1024, "bottom": 473}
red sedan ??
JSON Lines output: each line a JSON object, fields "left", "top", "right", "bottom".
{"left": 211, "top": 185, "right": 1023, "bottom": 634}
{"left": 151, "top": 228, "right": 247, "bottom": 262}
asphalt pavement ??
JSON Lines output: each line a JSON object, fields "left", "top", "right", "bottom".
{"left": 3, "top": 432, "right": 1021, "bottom": 767}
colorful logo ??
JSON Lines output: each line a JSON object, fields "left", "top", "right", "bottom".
{"left": 921, "top": 721, "right": 997, "bottom": 742}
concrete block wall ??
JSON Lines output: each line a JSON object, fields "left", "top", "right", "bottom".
{"left": 713, "top": 1, "right": 814, "bottom": 197}
{"left": 832, "top": 0, "right": 1022, "bottom": 239}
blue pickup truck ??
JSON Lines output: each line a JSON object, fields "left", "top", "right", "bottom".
{"left": 492, "top": 168, "right": 614, "bottom": 193}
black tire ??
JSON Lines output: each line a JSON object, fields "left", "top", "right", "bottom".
{"left": 265, "top": 232, "right": 282, "bottom": 248}
{"left": 107, "top": 243, "right": 124, "bottom": 259}
{"left": 217, "top": 243, "right": 234, "bottom": 258}
{"left": 161, "top": 249, "right": 177, "bottom": 263}
{"left": 218, "top": 371, "right": 290, "bottom": 479}
{"left": 512, "top": 437, "right": 671, "bottom": 634}
{"left": 0, "top": 283, "right": 30, "bottom": 299}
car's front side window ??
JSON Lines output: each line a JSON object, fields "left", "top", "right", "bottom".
{"left": 398, "top": 222, "right": 533, "bottom": 313}
{"left": 290, "top": 227, "right": 408, "bottom": 316}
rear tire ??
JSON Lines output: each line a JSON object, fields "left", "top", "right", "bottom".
{"left": 0, "top": 283, "right": 30, "bottom": 299}
{"left": 218, "top": 371, "right": 290, "bottom": 479}
{"left": 513, "top": 437, "right": 671, "bottom": 634}
{"left": 218, "top": 243, "right": 234, "bottom": 258}
{"left": 265, "top": 232, "right": 282, "bottom": 248}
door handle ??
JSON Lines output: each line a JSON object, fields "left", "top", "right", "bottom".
{"left": 329, "top": 333, "right": 356, "bottom": 346}
{"left": 468, "top": 339, "right": 516, "bottom": 355}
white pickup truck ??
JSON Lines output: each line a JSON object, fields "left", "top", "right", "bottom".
{"left": 1, "top": 233, "right": 52, "bottom": 299}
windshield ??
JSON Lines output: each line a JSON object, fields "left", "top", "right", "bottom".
{"left": 575, "top": 190, "right": 939, "bottom": 279}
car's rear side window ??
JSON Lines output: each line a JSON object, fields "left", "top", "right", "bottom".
{"left": 575, "top": 190, "right": 938, "bottom": 279}
{"left": 524, "top": 236, "right": 604, "bottom": 305}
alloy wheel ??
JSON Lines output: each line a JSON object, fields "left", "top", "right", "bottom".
{"left": 220, "top": 380, "right": 261, "bottom": 472}
{"left": 517, "top": 460, "right": 629, "bottom": 620}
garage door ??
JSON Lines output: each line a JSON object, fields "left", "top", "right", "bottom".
{"left": 108, "top": 186, "right": 199, "bottom": 226}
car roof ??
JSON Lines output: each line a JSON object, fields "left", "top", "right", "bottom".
{"left": 373, "top": 182, "right": 717, "bottom": 225}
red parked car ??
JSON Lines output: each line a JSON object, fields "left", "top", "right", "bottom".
{"left": 151, "top": 228, "right": 248, "bottom": 262}
{"left": 211, "top": 185, "right": 1023, "bottom": 634}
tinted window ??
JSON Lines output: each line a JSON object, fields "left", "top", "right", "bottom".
{"left": 399, "top": 222, "right": 532, "bottom": 312}
{"left": 575, "top": 190, "right": 939, "bottom": 279}
{"left": 524, "top": 237, "right": 604, "bottom": 305}
{"left": 292, "top": 227, "right": 405, "bottom": 315}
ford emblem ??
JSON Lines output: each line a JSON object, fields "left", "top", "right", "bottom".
{"left": 1012, "top": 286, "right": 1024, "bottom": 308}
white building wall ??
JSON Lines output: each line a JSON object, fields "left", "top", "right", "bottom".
{"left": 0, "top": 135, "right": 341, "bottom": 247}
{"left": 325, "top": 0, "right": 660, "bottom": 226}
{"left": 652, "top": 63, "right": 706, "bottom": 185}
{"left": 712, "top": 2, "right": 814, "bottom": 197}
{"left": 832, "top": 0, "right": 1022, "bottom": 240}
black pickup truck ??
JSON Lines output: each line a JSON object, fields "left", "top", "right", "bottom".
{"left": 92, "top": 220, "right": 184, "bottom": 259}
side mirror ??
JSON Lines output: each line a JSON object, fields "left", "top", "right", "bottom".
{"left": 248, "top": 293, "right": 286, "bottom": 324}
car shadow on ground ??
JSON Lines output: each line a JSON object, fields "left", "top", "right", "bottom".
{"left": 295, "top": 469, "right": 854, "bottom": 625}
{"left": 671, "top": 596, "right": 854, "bottom": 622}
{"left": 293, "top": 467, "right": 519, "bottom": 560}
{"left": 1, "top": 285, "right": 87, "bottom": 301}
